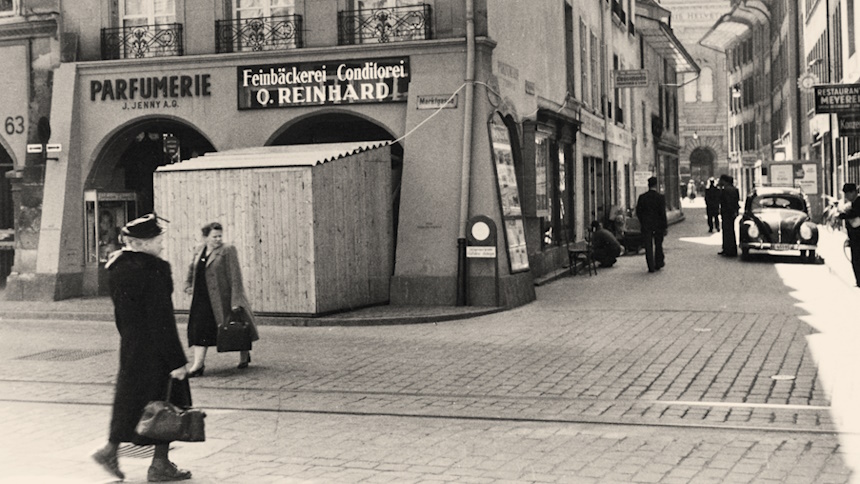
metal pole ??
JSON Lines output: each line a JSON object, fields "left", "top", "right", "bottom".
{"left": 456, "top": 0, "right": 476, "bottom": 306}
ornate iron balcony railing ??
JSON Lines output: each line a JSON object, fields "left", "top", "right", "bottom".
{"left": 215, "top": 14, "right": 303, "bottom": 53}
{"left": 337, "top": 4, "right": 431, "bottom": 45}
{"left": 101, "top": 24, "right": 183, "bottom": 60}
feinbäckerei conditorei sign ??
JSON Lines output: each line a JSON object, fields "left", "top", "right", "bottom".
{"left": 237, "top": 57, "right": 410, "bottom": 110}
{"left": 814, "top": 84, "right": 860, "bottom": 114}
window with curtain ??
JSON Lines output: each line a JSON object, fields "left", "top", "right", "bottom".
{"left": 234, "top": 0, "right": 295, "bottom": 20}
{"left": 122, "top": 0, "right": 176, "bottom": 28}
{"left": 580, "top": 19, "right": 590, "bottom": 106}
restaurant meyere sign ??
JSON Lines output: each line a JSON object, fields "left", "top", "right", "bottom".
{"left": 238, "top": 57, "right": 409, "bottom": 110}
{"left": 814, "top": 84, "right": 860, "bottom": 114}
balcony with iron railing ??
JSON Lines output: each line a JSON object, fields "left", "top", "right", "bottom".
{"left": 215, "top": 14, "right": 303, "bottom": 53}
{"left": 101, "top": 23, "right": 184, "bottom": 60}
{"left": 337, "top": 4, "right": 431, "bottom": 45}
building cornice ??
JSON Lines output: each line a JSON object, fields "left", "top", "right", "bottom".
{"left": 0, "top": 17, "right": 57, "bottom": 41}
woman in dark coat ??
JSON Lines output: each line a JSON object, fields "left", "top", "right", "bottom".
{"left": 185, "top": 222, "right": 259, "bottom": 375}
{"left": 92, "top": 214, "right": 193, "bottom": 482}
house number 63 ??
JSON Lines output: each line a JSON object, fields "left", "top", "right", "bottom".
{"left": 4, "top": 116, "right": 24, "bottom": 135}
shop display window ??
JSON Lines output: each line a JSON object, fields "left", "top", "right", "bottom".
{"left": 489, "top": 112, "right": 529, "bottom": 273}
{"left": 84, "top": 191, "right": 138, "bottom": 264}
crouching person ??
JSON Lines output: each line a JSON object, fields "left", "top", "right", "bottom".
{"left": 590, "top": 220, "right": 623, "bottom": 268}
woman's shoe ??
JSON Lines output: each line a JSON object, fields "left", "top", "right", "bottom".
{"left": 92, "top": 447, "right": 124, "bottom": 480}
{"left": 187, "top": 366, "right": 205, "bottom": 378}
{"left": 237, "top": 355, "right": 251, "bottom": 369}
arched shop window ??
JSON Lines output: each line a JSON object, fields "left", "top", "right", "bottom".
{"left": 489, "top": 112, "right": 529, "bottom": 273}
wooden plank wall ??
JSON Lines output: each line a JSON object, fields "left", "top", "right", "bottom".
{"left": 312, "top": 148, "right": 392, "bottom": 313}
{"left": 154, "top": 167, "right": 317, "bottom": 314}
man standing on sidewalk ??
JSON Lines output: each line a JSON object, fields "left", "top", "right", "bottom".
{"left": 839, "top": 183, "right": 860, "bottom": 287}
{"left": 718, "top": 175, "right": 739, "bottom": 257}
{"left": 636, "top": 176, "right": 668, "bottom": 273}
{"left": 704, "top": 177, "right": 721, "bottom": 233}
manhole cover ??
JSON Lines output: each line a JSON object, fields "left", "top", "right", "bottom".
{"left": 771, "top": 374, "right": 796, "bottom": 381}
{"left": 16, "top": 349, "right": 113, "bottom": 362}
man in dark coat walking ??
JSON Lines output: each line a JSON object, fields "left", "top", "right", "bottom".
{"left": 839, "top": 183, "right": 860, "bottom": 287}
{"left": 718, "top": 175, "right": 740, "bottom": 256}
{"left": 92, "top": 213, "right": 193, "bottom": 482}
{"left": 704, "top": 177, "right": 721, "bottom": 232}
{"left": 636, "top": 176, "right": 668, "bottom": 272}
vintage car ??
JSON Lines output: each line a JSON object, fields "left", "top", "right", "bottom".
{"left": 739, "top": 187, "right": 819, "bottom": 262}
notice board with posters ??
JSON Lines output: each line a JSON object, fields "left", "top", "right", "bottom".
{"left": 489, "top": 112, "right": 529, "bottom": 273}
{"left": 766, "top": 161, "right": 819, "bottom": 194}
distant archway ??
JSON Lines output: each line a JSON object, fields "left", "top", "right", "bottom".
{"left": 690, "top": 147, "right": 715, "bottom": 187}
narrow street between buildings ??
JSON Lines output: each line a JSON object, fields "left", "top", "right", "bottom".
{"left": 0, "top": 206, "right": 857, "bottom": 483}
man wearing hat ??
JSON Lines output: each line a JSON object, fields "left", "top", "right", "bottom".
{"left": 92, "top": 214, "right": 194, "bottom": 482}
{"left": 717, "top": 175, "right": 740, "bottom": 256}
{"left": 839, "top": 183, "right": 860, "bottom": 287}
{"left": 636, "top": 176, "right": 668, "bottom": 272}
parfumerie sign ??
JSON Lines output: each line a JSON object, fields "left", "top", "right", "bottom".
{"left": 814, "top": 84, "right": 860, "bottom": 114}
{"left": 90, "top": 74, "right": 212, "bottom": 110}
{"left": 238, "top": 57, "right": 409, "bottom": 110}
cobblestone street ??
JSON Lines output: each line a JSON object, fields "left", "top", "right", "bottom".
{"left": 0, "top": 207, "right": 857, "bottom": 483}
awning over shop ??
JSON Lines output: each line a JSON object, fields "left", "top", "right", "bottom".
{"left": 156, "top": 141, "right": 391, "bottom": 172}
{"left": 699, "top": 0, "right": 770, "bottom": 51}
{"left": 635, "top": 5, "right": 700, "bottom": 74}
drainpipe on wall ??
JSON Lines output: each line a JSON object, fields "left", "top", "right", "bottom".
{"left": 456, "top": 0, "right": 476, "bottom": 306}
{"left": 601, "top": 0, "right": 611, "bottom": 225}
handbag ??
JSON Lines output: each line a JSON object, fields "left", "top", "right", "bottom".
{"left": 217, "top": 307, "right": 252, "bottom": 353}
{"left": 136, "top": 379, "right": 206, "bottom": 442}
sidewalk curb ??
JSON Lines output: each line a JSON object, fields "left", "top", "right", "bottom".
{"left": 0, "top": 305, "right": 506, "bottom": 327}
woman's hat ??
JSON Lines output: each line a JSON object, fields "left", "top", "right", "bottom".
{"left": 121, "top": 213, "right": 166, "bottom": 239}
{"left": 843, "top": 183, "right": 857, "bottom": 193}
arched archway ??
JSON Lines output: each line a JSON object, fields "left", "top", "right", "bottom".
{"left": 271, "top": 112, "right": 403, "bottom": 268}
{"left": 88, "top": 118, "right": 216, "bottom": 214}
{"left": 689, "top": 146, "right": 716, "bottom": 189}
{"left": 84, "top": 118, "right": 215, "bottom": 295}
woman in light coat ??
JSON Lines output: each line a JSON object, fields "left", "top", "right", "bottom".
{"left": 185, "top": 222, "right": 259, "bottom": 375}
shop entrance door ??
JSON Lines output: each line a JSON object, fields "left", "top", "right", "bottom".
{"left": 83, "top": 190, "right": 137, "bottom": 295}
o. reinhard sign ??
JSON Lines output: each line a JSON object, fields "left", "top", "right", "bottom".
{"left": 238, "top": 57, "right": 410, "bottom": 110}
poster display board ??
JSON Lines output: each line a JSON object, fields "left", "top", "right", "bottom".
{"left": 490, "top": 113, "right": 529, "bottom": 272}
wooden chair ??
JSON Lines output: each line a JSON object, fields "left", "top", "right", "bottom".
{"left": 568, "top": 238, "right": 597, "bottom": 276}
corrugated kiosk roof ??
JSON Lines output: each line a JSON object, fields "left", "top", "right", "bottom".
{"left": 155, "top": 141, "right": 391, "bottom": 172}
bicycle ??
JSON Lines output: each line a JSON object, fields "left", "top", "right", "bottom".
{"left": 822, "top": 195, "right": 845, "bottom": 232}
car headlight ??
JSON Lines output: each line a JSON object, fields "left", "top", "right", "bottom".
{"left": 746, "top": 222, "right": 759, "bottom": 239}
{"left": 799, "top": 223, "right": 813, "bottom": 240}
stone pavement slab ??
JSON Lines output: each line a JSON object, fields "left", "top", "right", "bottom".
{"left": 0, "top": 401, "right": 852, "bottom": 484}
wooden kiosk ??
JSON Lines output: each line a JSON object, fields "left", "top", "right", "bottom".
{"left": 153, "top": 142, "right": 393, "bottom": 316}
